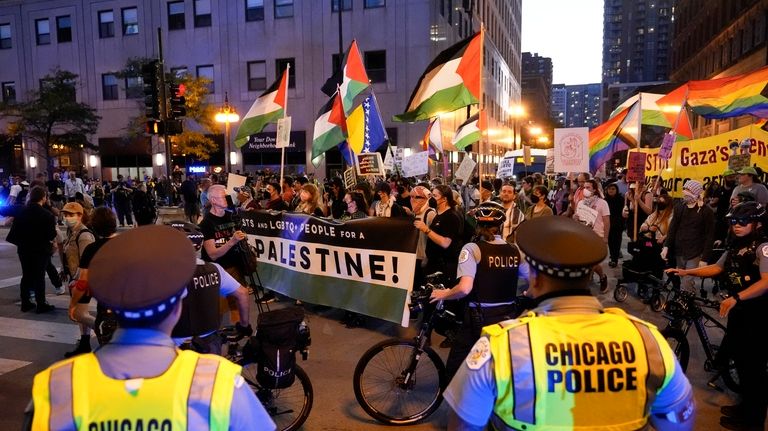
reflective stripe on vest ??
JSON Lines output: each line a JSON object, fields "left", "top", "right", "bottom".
{"left": 31, "top": 350, "right": 240, "bottom": 430}
{"left": 486, "top": 310, "right": 673, "bottom": 431}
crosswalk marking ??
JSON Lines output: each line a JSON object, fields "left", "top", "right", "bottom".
{"left": 0, "top": 358, "right": 32, "bottom": 375}
{"left": 0, "top": 316, "right": 81, "bottom": 345}
{"left": 0, "top": 275, "right": 22, "bottom": 289}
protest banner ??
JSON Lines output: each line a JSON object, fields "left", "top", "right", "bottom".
{"left": 240, "top": 212, "right": 418, "bottom": 326}
{"left": 554, "top": 127, "right": 590, "bottom": 173}
{"left": 343, "top": 167, "right": 356, "bottom": 190}
{"left": 642, "top": 122, "right": 768, "bottom": 196}
{"left": 356, "top": 152, "right": 386, "bottom": 176}
{"left": 455, "top": 156, "right": 477, "bottom": 183}
{"left": 497, "top": 156, "right": 514, "bottom": 178}
{"left": 728, "top": 153, "right": 751, "bottom": 172}
{"left": 401, "top": 151, "right": 429, "bottom": 177}
{"left": 625, "top": 151, "right": 647, "bottom": 183}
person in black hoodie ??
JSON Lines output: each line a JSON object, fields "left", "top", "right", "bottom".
{"left": 604, "top": 183, "right": 625, "bottom": 267}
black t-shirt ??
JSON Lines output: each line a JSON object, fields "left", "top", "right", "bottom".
{"left": 425, "top": 208, "right": 463, "bottom": 279}
{"left": 80, "top": 238, "right": 111, "bottom": 269}
{"left": 46, "top": 179, "right": 65, "bottom": 201}
{"left": 199, "top": 212, "right": 241, "bottom": 269}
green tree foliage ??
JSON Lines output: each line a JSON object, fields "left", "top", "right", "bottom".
{"left": 0, "top": 69, "right": 100, "bottom": 178}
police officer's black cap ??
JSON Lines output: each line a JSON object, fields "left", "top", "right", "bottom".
{"left": 516, "top": 216, "right": 607, "bottom": 279}
{"left": 89, "top": 225, "right": 197, "bottom": 321}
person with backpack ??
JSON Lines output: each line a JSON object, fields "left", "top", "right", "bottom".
{"left": 58, "top": 202, "right": 96, "bottom": 357}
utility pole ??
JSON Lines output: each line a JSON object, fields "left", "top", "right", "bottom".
{"left": 157, "top": 27, "right": 171, "bottom": 179}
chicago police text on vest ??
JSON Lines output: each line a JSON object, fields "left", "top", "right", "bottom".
{"left": 545, "top": 341, "right": 638, "bottom": 393}
{"left": 88, "top": 418, "right": 171, "bottom": 431}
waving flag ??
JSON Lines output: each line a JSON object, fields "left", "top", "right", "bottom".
{"left": 235, "top": 69, "right": 288, "bottom": 147}
{"left": 589, "top": 103, "right": 635, "bottom": 173}
{"left": 346, "top": 94, "right": 389, "bottom": 154}
{"left": 312, "top": 92, "right": 347, "bottom": 159}
{"left": 452, "top": 111, "right": 486, "bottom": 151}
{"left": 610, "top": 92, "right": 692, "bottom": 145}
{"left": 394, "top": 31, "right": 482, "bottom": 123}
{"left": 423, "top": 117, "right": 443, "bottom": 160}
{"left": 321, "top": 40, "right": 371, "bottom": 114}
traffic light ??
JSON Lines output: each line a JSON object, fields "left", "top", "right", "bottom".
{"left": 145, "top": 119, "right": 161, "bottom": 135}
{"left": 142, "top": 60, "right": 160, "bottom": 119}
{"left": 145, "top": 119, "right": 183, "bottom": 136}
{"left": 169, "top": 83, "right": 187, "bottom": 118}
{"left": 164, "top": 119, "right": 183, "bottom": 135}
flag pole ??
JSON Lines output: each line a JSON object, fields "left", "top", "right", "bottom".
{"left": 475, "top": 27, "right": 484, "bottom": 183}
{"left": 279, "top": 63, "right": 290, "bottom": 186}
{"left": 632, "top": 93, "right": 643, "bottom": 242}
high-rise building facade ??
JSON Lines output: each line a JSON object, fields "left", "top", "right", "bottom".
{"left": 0, "top": 0, "right": 521, "bottom": 180}
{"left": 551, "top": 83, "right": 602, "bottom": 129}
{"left": 551, "top": 84, "right": 566, "bottom": 127}
{"left": 521, "top": 52, "right": 551, "bottom": 127}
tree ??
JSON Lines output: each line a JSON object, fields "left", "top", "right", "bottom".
{"left": 0, "top": 69, "right": 100, "bottom": 178}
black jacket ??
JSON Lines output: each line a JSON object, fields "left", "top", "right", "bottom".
{"left": 6, "top": 203, "right": 57, "bottom": 254}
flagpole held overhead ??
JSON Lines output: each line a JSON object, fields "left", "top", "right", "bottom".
{"left": 279, "top": 63, "right": 290, "bottom": 185}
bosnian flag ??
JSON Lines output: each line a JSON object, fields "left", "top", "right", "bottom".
{"left": 235, "top": 69, "right": 288, "bottom": 147}
{"left": 394, "top": 31, "right": 482, "bottom": 123}
{"left": 452, "top": 111, "right": 486, "bottom": 151}
{"left": 312, "top": 92, "right": 347, "bottom": 160}
{"left": 321, "top": 40, "right": 371, "bottom": 114}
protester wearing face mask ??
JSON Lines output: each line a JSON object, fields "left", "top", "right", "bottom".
{"left": 573, "top": 179, "right": 611, "bottom": 293}
{"left": 524, "top": 185, "right": 553, "bottom": 220}
{"left": 662, "top": 180, "right": 715, "bottom": 293}
{"left": 640, "top": 189, "right": 673, "bottom": 245}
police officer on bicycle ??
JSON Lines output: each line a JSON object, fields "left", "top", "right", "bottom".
{"left": 444, "top": 216, "right": 695, "bottom": 431}
{"left": 668, "top": 201, "right": 768, "bottom": 430}
{"left": 24, "top": 225, "right": 275, "bottom": 431}
{"left": 430, "top": 201, "right": 526, "bottom": 380}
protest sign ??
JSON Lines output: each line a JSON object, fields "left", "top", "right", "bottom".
{"left": 276, "top": 117, "right": 291, "bottom": 149}
{"left": 226, "top": 173, "right": 246, "bottom": 195}
{"left": 241, "top": 212, "right": 418, "bottom": 326}
{"left": 343, "top": 167, "right": 356, "bottom": 190}
{"left": 545, "top": 149, "right": 555, "bottom": 174}
{"left": 728, "top": 153, "right": 751, "bottom": 172}
{"left": 554, "top": 127, "right": 590, "bottom": 173}
{"left": 523, "top": 145, "right": 532, "bottom": 166}
{"left": 455, "top": 156, "right": 477, "bottom": 183}
{"left": 401, "top": 151, "right": 429, "bottom": 177}
{"left": 356, "top": 152, "right": 386, "bottom": 176}
{"left": 625, "top": 151, "right": 647, "bottom": 183}
{"left": 383, "top": 147, "right": 395, "bottom": 172}
{"left": 496, "top": 157, "right": 514, "bottom": 178}
{"left": 658, "top": 132, "right": 675, "bottom": 161}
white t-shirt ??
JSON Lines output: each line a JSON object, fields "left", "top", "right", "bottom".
{"left": 9, "top": 184, "right": 21, "bottom": 198}
{"left": 574, "top": 197, "right": 610, "bottom": 238}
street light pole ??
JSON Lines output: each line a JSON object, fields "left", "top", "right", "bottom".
{"left": 216, "top": 92, "right": 240, "bottom": 175}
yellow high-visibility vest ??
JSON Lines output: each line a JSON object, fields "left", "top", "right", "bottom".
{"left": 31, "top": 350, "right": 240, "bottom": 431}
{"left": 484, "top": 307, "right": 675, "bottom": 430}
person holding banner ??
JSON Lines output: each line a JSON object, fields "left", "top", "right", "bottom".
{"left": 370, "top": 181, "right": 407, "bottom": 218}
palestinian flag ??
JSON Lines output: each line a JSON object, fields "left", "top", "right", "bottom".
{"left": 235, "top": 70, "right": 288, "bottom": 147}
{"left": 322, "top": 40, "right": 370, "bottom": 114}
{"left": 312, "top": 92, "right": 347, "bottom": 159}
{"left": 394, "top": 31, "right": 482, "bottom": 123}
{"left": 452, "top": 111, "right": 486, "bottom": 151}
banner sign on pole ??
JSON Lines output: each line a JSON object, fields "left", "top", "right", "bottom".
{"left": 455, "top": 156, "right": 477, "bottom": 183}
{"left": 401, "top": 151, "right": 429, "bottom": 178}
{"left": 658, "top": 132, "right": 675, "bottom": 161}
{"left": 523, "top": 145, "right": 532, "bottom": 167}
{"left": 625, "top": 152, "right": 647, "bottom": 183}
{"left": 241, "top": 212, "right": 418, "bottom": 326}
{"left": 383, "top": 147, "right": 395, "bottom": 172}
{"left": 343, "top": 167, "right": 357, "bottom": 190}
{"left": 276, "top": 116, "right": 292, "bottom": 149}
{"left": 545, "top": 149, "right": 555, "bottom": 174}
{"left": 356, "top": 152, "right": 386, "bottom": 176}
{"left": 496, "top": 157, "right": 514, "bottom": 178}
{"left": 554, "top": 127, "right": 589, "bottom": 173}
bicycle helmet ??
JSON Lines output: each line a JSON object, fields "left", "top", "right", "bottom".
{"left": 471, "top": 201, "right": 506, "bottom": 227}
{"left": 725, "top": 201, "right": 765, "bottom": 224}
{"left": 166, "top": 220, "right": 204, "bottom": 251}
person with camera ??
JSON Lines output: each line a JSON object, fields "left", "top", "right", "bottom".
{"left": 429, "top": 201, "right": 524, "bottom": 380}
{"left": 667, "top": 201, "right": 768, "bottom": 431}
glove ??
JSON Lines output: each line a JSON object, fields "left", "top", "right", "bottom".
{"left": 660, "top": 247, "right": 668, "bottom": 261}
{"left": 235, "top": 322, "right": 253, "bottom": 337}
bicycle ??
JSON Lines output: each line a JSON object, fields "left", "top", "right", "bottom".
{"left": 659, "top": 289, "right": 740, "bottom": 393}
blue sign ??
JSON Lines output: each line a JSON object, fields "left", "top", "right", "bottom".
{"left": 188, "top": 165, "right": 207, "bottom": 174}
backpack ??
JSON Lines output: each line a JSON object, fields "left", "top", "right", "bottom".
{"left": 244, "top": 307, "right": 310, "bottom": 389}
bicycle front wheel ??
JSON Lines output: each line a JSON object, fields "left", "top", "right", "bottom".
{"left": 661, "top": 327, "right": 690, "bottom": 372}
{"left": 240, "top": 363, "right": 313, "bottom": 431}
{"left": 353, "top": 338, "right": 446, "bottom": 425}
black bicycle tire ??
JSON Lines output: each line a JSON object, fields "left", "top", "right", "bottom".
{"left": 650, "top": 294, "right": 665, "bottom": 312}
{"left": 353, "top": 338, "right": 446, "bottom": 425}
{"left": 239, "top": 362, "right": 313, "bottom": 431}
{"left": 661, "top": 327, "right": 690, "bottom": 372}
{"left": 614, "top": 284, "right": 628, "bottom": 302}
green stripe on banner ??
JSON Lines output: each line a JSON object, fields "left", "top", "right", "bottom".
{"left": 252, "top": 263, "right": 408, "bottom": 324}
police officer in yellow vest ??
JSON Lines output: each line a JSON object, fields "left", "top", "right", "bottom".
{"left": 443, "top": 216, "right": 695, "bottom": 431}
{"left": 25, "top": 225, "right": 275, "bottom": 431}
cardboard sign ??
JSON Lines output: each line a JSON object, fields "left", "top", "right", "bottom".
{"left": 401, "top": 151, "right": 429, "bottom": 178}
{"left": 455, "top": 156, "right": 477, "bottom": 183}
{"left": 343, "top": 167, "right": 357, "bottom": 190}
{"left": 545, "top": 149, "right": 555, "bottom": 174}
{"left": 575, "top": 204, "right": 599, "bottom": 228}
{"left": 496, "top": 157, "right": 514, "bottom": 178}
{"left": 625, "top": 151, "right": 647, "bottom": 183}
{"left": 276, "top": 116, "right": 292, "bottom": 149}
{"left": 383, "top": 148, "right": 395, "bottom": 172}
{"left": 658, "top": 132, "right": 675, "bottom": 161}
{"left": 728, "top": 153, "right": 751, "bottom": 172}
{"left": 523, "top": 145, "right": 532, "bottom": 166}
{"left": 356, "top": 153, "right": 386, "bottom": 176}
{"left": 554, "top": 127, "right": 589, "bottom": 173}
{"left": 226, "top": 173, "right": 247, "bottom": 195}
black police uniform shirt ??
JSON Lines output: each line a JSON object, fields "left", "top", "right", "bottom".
{"left": 716, "top": 239, "right": 768, "bottom": 291}
{"left": 172, "top": 260, "right": 240, "bottom": 340}
{"left": 456, "top": 235, "right": 527, "bottom": 304}
{"left": 199, "top": 211, "right": 242, "bottom": 269}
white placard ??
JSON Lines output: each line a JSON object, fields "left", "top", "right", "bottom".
{"left": 383, "top": 148, "right": 395, "bottom": 172}
{"left": 455, "top": 156, "right": 477, "bottom": 183}
{"left": 545, "top": 149, "right": 555, "bottom": 174}
{"left": 575, "top": 204, "right": 599, "bottom": 228}
{"left": 276, "top": 117, "right": 292, "bottom": 149}
{"left": 496, "top": 157, "right": 514, "bottom": 178}
{"left": 554, "top": 127, "right": 589, "bottom": 173}
{"left": 394, "top": 147, "right": 405, "bottom": 172}
{"left": 401, "top": 151, "right": 430, "bottom": 178}
{"left": 226, "top": 173, "right": 247, "bottom": 195}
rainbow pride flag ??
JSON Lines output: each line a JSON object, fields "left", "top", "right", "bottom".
{"left": 588, "top": 103, "right": 635, "bottom": 173}
{"left": 657, "top": 66, "right": 768, "bottom": 119}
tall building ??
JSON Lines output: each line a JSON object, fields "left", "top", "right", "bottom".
{"left": 0, "top": 0, "right": 521, "bottom": 180}
{"left": 550, "top": 83, "right": 602, "bottom": 129}
{"left": 601, "top": 0, "right": 675, "bottom": 118}
{"left": 521, "top": 52, "right": 551, "bottom": 127}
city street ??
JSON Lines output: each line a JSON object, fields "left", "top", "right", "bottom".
{"left": 0, "top": 226, "right": 738, "bottom": 430}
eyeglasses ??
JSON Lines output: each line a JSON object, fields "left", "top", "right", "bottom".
{"left": 728, "top": 218, "right": 752, "bottom": 227}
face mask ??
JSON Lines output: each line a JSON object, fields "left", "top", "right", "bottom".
{"left": 657, "top": 201, "right": 668, "bottom": 210}
{"left": 64, "top": 217, "right": 78, "bottom": 228}
{"left": 583, "top": 189, "right": 593, "bottom": 198}
{"left": 530, "top": 195, "right": 540, "bottom": 204}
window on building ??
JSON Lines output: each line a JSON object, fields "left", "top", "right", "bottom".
{"left": 36, "top": 18, "right": 51, "bottom": 45}
{"left": 332, "top": 0, "right": 352, "bottom": 12}
{"left": 102, "top": 74, "right": 118, "bottom": 100}
{"left": 125, "top": 76, "right": 142, "bottom": 99}
{"left": 1, "top": 82, "right": 15, "bottom": 104}
{"left": 122, "top": 7, "right": 139, "bottom": 35}
{"left": 365, "top": 0, "right": 385, "bottom": 8}
{"left": 196, "top": 65, "right": 214, "bottom": 93}
{"left": 56, "top": 15, "right": 72, "bottom": 43}
{"left": 365, "top": 50, "right": 386, "bottom": 83}
{"left": 98, "top": 10, "right": 115, "bottom": 38}
{"left": 168, "top": 1, "right": 185, "bottom": 30}
{"left": 194, "top": 0, "right": 212, "bottom": 27}
{"left": 275, "top": 0, "right": 294, "bottom": 18}
{"left": 245, "top": 0, "right": 264, "bottom": 21}
{"left": 171, "top": 67, "right": 188, "bottom": 79}
{"left": 275, "top": 58, "right": 295, "bottom": 88}
{"left": 0, "top": 24, "right": 10, "bottom": 49}
{"left": 247, "top": 61, "right": 267, "bottom": 91}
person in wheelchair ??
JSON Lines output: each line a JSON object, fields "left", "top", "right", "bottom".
{"left": 167, "top": 221, "right": 252, "bottom": 353}
{"left": 429, "top": 201, "right": 527, "bottom": 381}
{"left": 667, "top": 201, "right": 768, "bottom": 431}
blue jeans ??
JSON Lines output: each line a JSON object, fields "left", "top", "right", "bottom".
{"left": 675, "top": 256, "right": 700, "bottom": 292}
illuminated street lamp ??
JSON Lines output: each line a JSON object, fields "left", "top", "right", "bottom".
{"left": 509, "top": 104, "right": 526, "bottom": 150}
{"left": 88, "top": 154, "right": 99, "bottom": 179}
{"left": 215, "top": 92, "right": 240, "bottom": 174}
